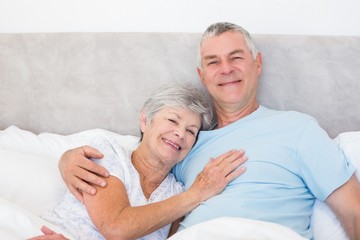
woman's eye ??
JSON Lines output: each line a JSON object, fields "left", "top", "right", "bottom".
{"left": 187, "top": 129, "right": 195, "bottom": 136}
{"left": 168, "top": 119, "right": 176, "bottom": 123}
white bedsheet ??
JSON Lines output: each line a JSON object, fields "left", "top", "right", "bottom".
{"left": 168, "top": 216, "right": 308, "bottom": 240}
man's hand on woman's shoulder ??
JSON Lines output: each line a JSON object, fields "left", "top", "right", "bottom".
{"left": 58, "top": 145, "right": 109, "bottom": 202}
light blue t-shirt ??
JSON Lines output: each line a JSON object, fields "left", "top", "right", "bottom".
{"left": 173, "top": 106, "right": 354, "bottom": 239}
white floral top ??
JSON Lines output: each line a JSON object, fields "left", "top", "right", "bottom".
{"left": 41, "top": 136, "right": 185, "bottom": 240}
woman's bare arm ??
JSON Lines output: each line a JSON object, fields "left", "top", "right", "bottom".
{"left": 83, "top": 150, "right": 247, "bottom": 240}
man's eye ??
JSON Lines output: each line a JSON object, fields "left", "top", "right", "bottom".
{"left": 207, "top": 61, "right": 217, "bottom": 65}
{"left": 232, "top": 56, "right": 243, "bottom": 60}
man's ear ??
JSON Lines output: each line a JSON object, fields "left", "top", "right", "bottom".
{"left": 256, "top": 52, "right": 263, "bottom": 75}
{"left": 197, "top": 67, "right": 205, "bottom": 85}
{"left": 140, "top": 110, "right": 148, "bottom": 133}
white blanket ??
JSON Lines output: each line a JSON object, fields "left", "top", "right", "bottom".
{"left": 1, "top": 197, "right": 305, "bottom": 240}
{"left": 168, "top": 217, "right": 307, "bottom": 240}
{"left": 0, "top": 198, "right": 73, "bottom": 239}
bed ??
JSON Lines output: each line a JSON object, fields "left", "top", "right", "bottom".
{"left": 0, "top": 32, "right": 359, "bottom": 239}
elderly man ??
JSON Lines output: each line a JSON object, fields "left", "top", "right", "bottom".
{"left": 59, "top": 22, "right": 360, "bottom": 239}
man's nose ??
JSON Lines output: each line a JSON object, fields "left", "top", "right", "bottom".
{"left": 220, "top": 60, "right": 233, "bottom": 75}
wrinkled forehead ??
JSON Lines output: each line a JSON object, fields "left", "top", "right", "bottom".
{"left": 156, "top": 106, "right": 201, "bottom": 122}
{"left": 200, "top": 31, "right": 248, "bottom": 56}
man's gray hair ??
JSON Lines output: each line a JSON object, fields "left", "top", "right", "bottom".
{"left": 140, "top": 84, "right": 213, "bottom": 138}
{"left": 197, "top": 22, "right": 259, "bottom": 68}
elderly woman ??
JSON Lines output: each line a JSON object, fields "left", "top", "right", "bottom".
{"left": 31, "top": 84, "right": 247, "bottom": 240}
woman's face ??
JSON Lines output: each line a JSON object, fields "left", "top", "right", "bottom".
{"left": 140, "top": 106, "right": 201, "bottom": 166}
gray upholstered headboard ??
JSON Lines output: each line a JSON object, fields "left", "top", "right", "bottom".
{"left": 1, "top": 33, "right": 359, "bottom": 138}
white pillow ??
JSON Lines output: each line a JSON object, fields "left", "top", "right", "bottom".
{"left": 311, "top": 131, "right": 360, "bottom": 240}
{"left": 334, "top": 131, "right": 360, "bottom": 180}
{"left": 0, "top": 149, "right": 66, "bottom": 215}
{"left": 0, "top": 125, "right": 139, "bottom": 159}
{"left": 0, "top": 126, "right": 140, "bottom": 215}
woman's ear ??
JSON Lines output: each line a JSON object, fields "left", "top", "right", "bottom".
{"left": 140, "top": 110, "right": 148, "bottom": 133}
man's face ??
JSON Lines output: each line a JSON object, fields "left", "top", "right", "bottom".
{"left": 197, "top": 31, "right": 262, "bottom": 110}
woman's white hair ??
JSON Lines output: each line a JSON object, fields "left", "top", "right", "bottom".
{"left": 140, "top": 83, "right": 213, "bottom": 138}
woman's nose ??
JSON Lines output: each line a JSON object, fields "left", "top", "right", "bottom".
{"left": 173, "top": 128, "right": 185, "bottom": 138}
